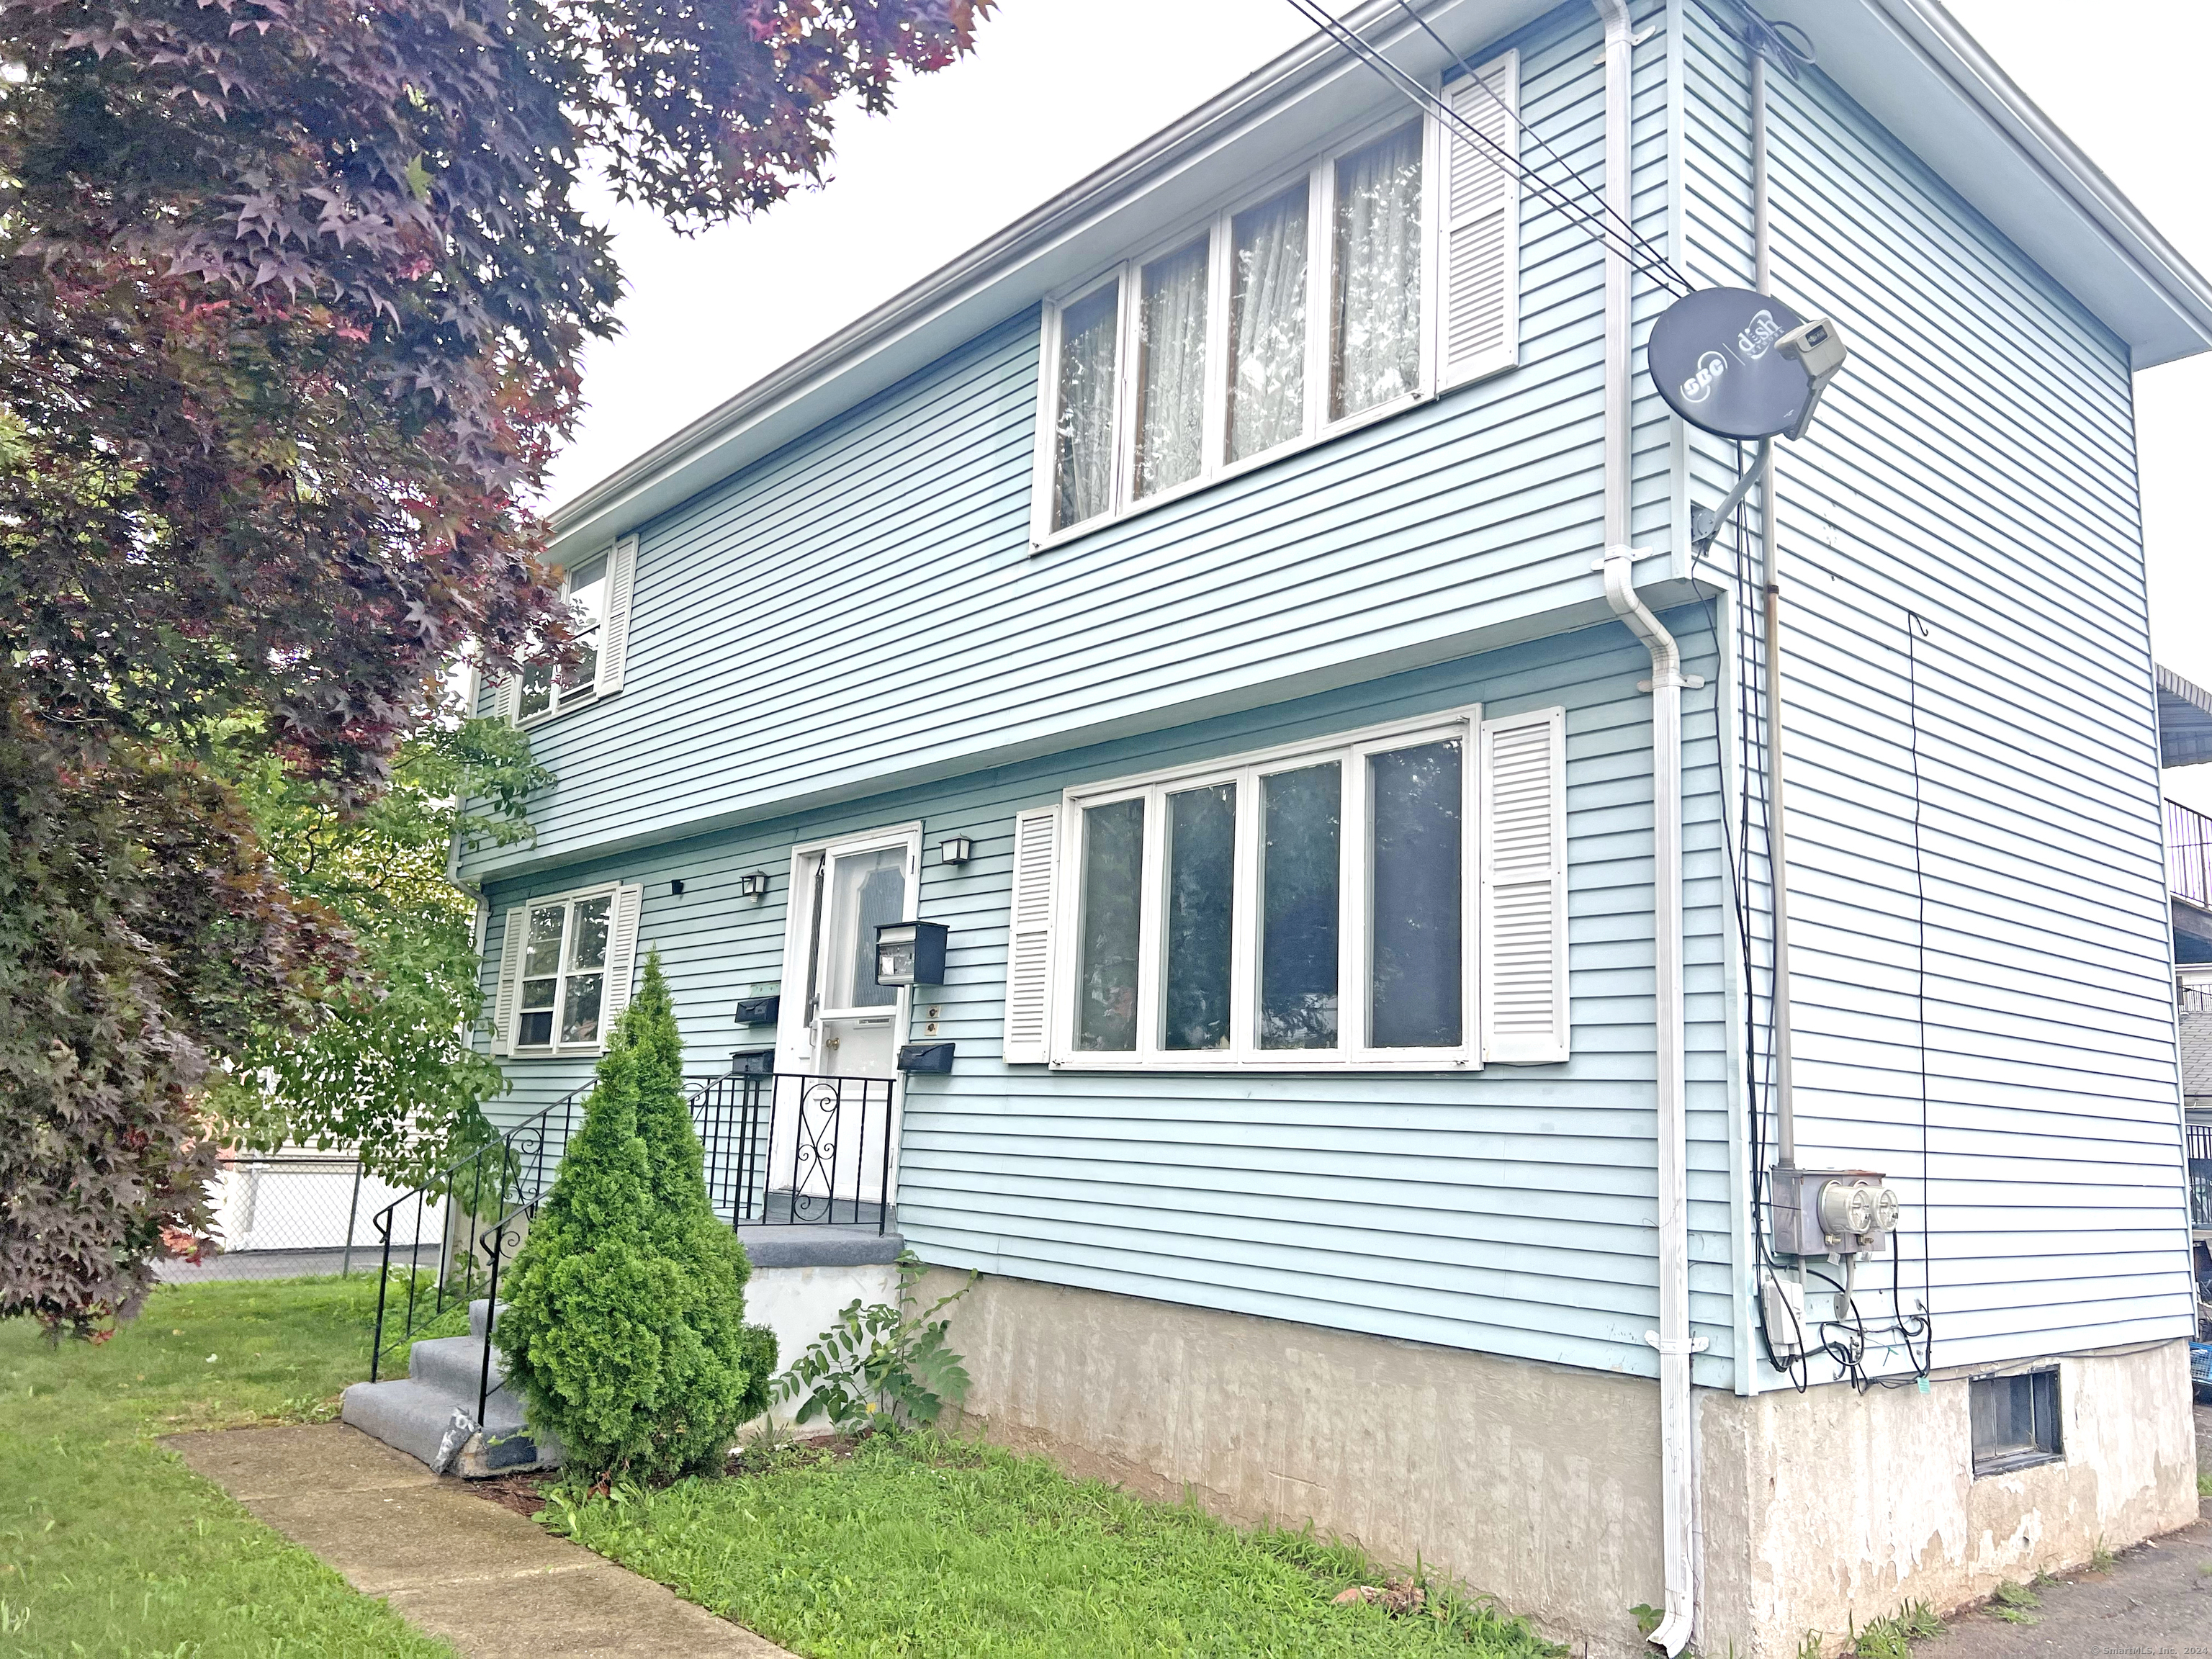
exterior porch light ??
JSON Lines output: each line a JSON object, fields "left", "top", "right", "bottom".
{"left": 737, "top": 871, "right": 770, "bottom": 902}
{"left": 874, "top": 920, "right": 948, "bottom": 987}
{"left": 939, "top": 835, "right": 974, "bottom": 866}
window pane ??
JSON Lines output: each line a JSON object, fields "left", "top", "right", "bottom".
{"left": 1053, "top": 284, "right": 1120, "bottom": 530}
{"left": 1163, "top": 783, "right": 1236, "bottom": 1051}
{"left": 523, "top": 907, "right": 565, "bottom": 978}
{"left": 1261, "top": 763, "right": 1341, "bottom": 1049}
{"left": 562, "top": 973, "right": 604, "bottom": 1046}
{"left": 824, "top": 848, "right": 908, "bottom": 1010}
{"left": 518, "top": 660, "right": 554, "bottom": 720}
{"left": 1135, "top": 238, "right": 1209, "bottom": 500}
{"left": 1332, "top": 122, "right": 1425, "bottom": 420}
{"left": 566, "top": 557, "right": 608, "bottom": 629}
{"left": 521, "top": 977, "right": 557, "bottom": 1011}
{"left": 1369, "top": 740, "right": 1463, "bottom": 1048}
{"left": 1228, "top": 185, "right": 1309, "bottom": 463}
{"left": 518, "top": 1010, "right": 554, "bottom": 1047}
{"left": 561, "top": 624, "right": 600, "bottom": 696}
{"left": 568, "top": 897, "right": 611, "bottom": 970}
{"left": 1075, "top": 799, "right": 1146, "bottom": 1052}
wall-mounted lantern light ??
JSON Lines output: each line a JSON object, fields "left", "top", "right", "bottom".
{"left": 670, "top": 878, "right": 686, "bottom": 897}
{"left": 874, "top": 920, "right": 948, "bottom": 988}
{"left": 939, "top": 835, "right": 974, "bottom": 866}
{"left": 737, "top": 871, "right": 770, "bottom": 902}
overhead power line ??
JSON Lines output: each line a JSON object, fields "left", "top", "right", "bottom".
{"left": 1277, "top": 0, "right": 1696, "bottom": 297}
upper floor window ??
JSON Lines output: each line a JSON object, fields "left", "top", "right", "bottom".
{"left": 998, "top": 700, "right": 1570, "bottom": 1071}
{"left": 1031, "top": 53, "right": 1519, "bottom": 548}
{"left": 494, "top": 534, "right": 638, "bottom": 726}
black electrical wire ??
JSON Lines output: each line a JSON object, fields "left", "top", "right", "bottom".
{"left": 1711, "top": 0, "right": 1816, "bottom": 80}
{"left": 1277, "top": 0, "right": 1695, "bottom": 297}
{"left": 1384, "top": 0, "right": 1698, "bottom": 295}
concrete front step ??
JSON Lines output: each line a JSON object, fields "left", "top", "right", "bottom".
{"left": 341, "top": 1299, "right": 560, "bottom": 1478}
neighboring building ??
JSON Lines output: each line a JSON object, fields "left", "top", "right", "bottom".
{"left": 2159, "top": 667, "right": 2212, "bottom": 1327}
{"left": 443, "top": 1, "right": 2209, "bottom": 1652}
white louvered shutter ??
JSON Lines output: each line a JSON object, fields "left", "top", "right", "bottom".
{"left": 1439, "top": 50, "right": 1519, "bottom": 387}
{"left": 1480, "top": 706, "right": 1568, "bottom": 1063}
{"left": 598, "top": 883, "right": 645, "bottom": 1044}
{"left": 493, "top": 674, "right": 521, "bottom": 727}
{"left": 491, "top": 907, "right": 527, "bottom": 1056}
{"left": 596, "top": 536, "right": 638, "bottom": 697}
{"left": 1002, "top": 808, "right": 1061, "bottom": 1064}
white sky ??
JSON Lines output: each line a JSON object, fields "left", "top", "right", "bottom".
{"left": 541, "top": 0, "right": 2211, "bottom": 806}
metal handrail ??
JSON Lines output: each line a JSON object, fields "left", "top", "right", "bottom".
{"left": 367, "top": 1070, "right": 898, "bottom": 1412}
{"left": 2169, "top": 798, "right": 2212, "bottom": 910}
{"left": 366, "top": 1090, "right": 581, "bottom": 1385}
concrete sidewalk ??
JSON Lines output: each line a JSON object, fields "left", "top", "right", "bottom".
{"left": 168, "top": 1423, "right": 796, "bottom": 1659}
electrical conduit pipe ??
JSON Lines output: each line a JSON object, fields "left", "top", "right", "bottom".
{"left": 1589, "top": 1, "right": 1699, "bottom": 1652}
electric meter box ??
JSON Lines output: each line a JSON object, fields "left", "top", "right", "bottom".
{"left": 1772, "top": 1167, "right": 1899, "bottom": 1256}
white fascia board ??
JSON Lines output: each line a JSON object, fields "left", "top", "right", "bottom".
{"left": 1761, "top": 0, "right": 2212, "bottom": 369}
{"left": 544, "top": 0, "right": 1553, "bottom": 564}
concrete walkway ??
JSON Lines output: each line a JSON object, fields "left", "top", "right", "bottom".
{"left": 168, "top": 1424, "right": 796, "bottom": 1659}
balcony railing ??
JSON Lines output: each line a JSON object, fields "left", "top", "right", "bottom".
{"left": 2170, "top": 798, "right": 2212, "bottom": 909}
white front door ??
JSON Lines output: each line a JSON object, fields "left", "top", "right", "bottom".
{"left": 792, "top": 830, "right": 918, "bottom": 1078}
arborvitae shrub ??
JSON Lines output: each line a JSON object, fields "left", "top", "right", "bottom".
{"left": 496, "top": 953, "right": 775, "bottom": 1481}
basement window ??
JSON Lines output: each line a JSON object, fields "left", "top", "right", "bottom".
{"left": 1969, "top": 1370, "right": 2063, "bottom": 1476}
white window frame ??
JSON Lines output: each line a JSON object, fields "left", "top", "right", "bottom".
{"left": 517, "top": 549, "right": 610, "bottom": 727}
{"left": 510, "top": 882, "right": 623, "bottom": 1056}
{"left": 1030, "top": 94, "right": 1466, "bottom": 552}
{"left": 1050, "top": 708, "right": 1482, "bottom": 1071}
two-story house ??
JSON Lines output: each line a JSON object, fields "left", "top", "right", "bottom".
{"left": 446, "top": 0, "right": 2209, "bottom": 1651}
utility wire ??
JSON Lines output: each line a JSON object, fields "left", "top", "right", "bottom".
{"left": 1385, "top": 0, "right": 1696, "bottom": 294}
{"left": 1278, "top": 0, "right": 1694, "bottom": 296}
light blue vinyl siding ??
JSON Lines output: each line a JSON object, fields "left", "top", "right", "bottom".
{"left": 478, "top": 618, "right": 1737, "bottom": 1385}
{"left": 464, "top": 2, "right": 1674, "bottom": 889}
{"left": 1680, "top": 1, "right": 2191, "bottom": 1373}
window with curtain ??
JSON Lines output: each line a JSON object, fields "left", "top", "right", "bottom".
{"left": 1227, "top": 186, "right": 1309, "bottom": 464}
{"left": 1052, "top": 282, "right": 1120, "bottom": 531}
{"left": 1136, "top": 238, "right": 1209, "bottom": 499}
{"left": 1039, "top": 99, "right": 1484, "bottom": 544}
{"left": 1331, "top": 122, "right": 1425, "bottom": 421}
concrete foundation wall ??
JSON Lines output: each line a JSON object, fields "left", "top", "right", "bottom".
{"left": 929, "top": 1270, "right": 2200, "bottom": 1659}
{"left": 1700, "top": 1344, "right": 2201, "bottom": 1657}
{"left": 747, "top": 1262, "right": 899, "bottom": 1424}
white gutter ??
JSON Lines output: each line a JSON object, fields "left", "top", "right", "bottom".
{"left": 1591, "top": 2, "right": 1696, "bottom": 1653}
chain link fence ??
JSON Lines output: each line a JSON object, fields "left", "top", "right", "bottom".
{"left": 158, "top": 1151, "right": 445, "bottom": 1282}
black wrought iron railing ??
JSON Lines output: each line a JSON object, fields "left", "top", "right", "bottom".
{"left": 2188, "top": 1122, "right": 2212, "bottom": 1233}
{"left": 365, "top": 1069, "right": 896, "bottom": 1418}
{"left": 2169, "top": 798, "right": 2212, "bottom": 911}
{"left": 366, "top": 1092, "right": 580, "bottom": 1389}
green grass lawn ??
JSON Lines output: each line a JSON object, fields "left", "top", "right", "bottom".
{"left": 0, "top": 1274, "right": 453, "bottom": 1659}
{"left": 549, "top": 1431, "right": 1563, "bottom": 1658}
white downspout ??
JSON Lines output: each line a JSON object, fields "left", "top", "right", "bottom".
{"left": 1591, "top": 3, "right": 1699, "bottom": 1654}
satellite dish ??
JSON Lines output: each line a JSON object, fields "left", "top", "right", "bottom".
{"left": 1648, "top": 287, "right": 1812, "bottom": 441}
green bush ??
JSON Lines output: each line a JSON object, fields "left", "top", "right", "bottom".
{"left": 495, "top": 953, "right": 774, "bottom": 1481}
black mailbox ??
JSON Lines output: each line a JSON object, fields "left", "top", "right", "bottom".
{"left": 874, "top": 920, "right": 948, "bottom": 987}
{"left": 728, "top": 1048, "right": 775, "bottom": 1077}
{"left": 896, "top": 1042, "right": 954, "bottom": 1074}
{"left": 732, "top": 994, "right": 781, "bottom": 1025}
